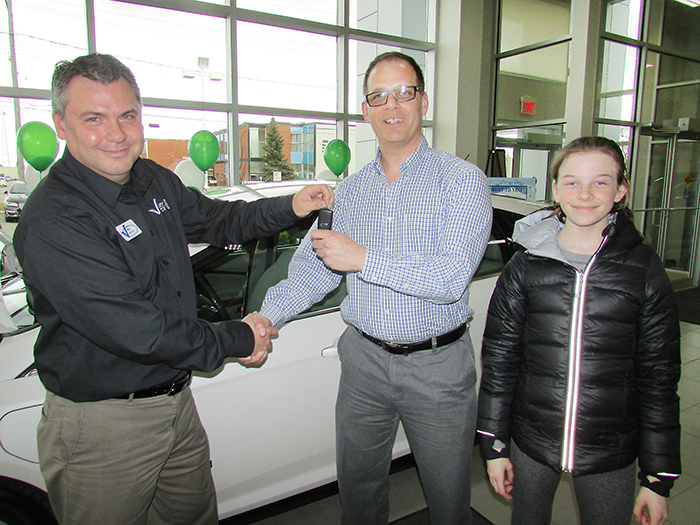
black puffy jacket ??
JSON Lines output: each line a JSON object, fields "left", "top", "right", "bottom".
{"left": 477, "top": 211, "right": 681, "bottom": 479}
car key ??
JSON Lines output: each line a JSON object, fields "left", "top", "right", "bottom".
{"left": 317, "top": 208, "right": 333, "bottom": 230}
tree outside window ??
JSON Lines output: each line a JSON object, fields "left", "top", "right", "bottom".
{"left": 262, "top": 118, "right": 296, "bottom": 181}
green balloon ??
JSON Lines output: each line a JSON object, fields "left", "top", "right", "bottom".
{"left": 188, "top": 130, "right": 220, "bottom": 172}
{"left": 17, "top": 121, "right": 59, "bottom": 172}
{"left": 324, "top": 139, "right": 351, "bottom": 176}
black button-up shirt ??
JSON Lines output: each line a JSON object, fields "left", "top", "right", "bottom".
{"left": 15, "top": 150, "right": 298, "bottom": 402}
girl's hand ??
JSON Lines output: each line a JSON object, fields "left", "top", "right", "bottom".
{"left": 633, "top": 487, "right": 669, "bottom": 525}
{"left": 487, "top": 458, "right": 514, "bottom": 501}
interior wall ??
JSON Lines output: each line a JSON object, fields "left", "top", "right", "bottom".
{"left": 496, "top": 73, "right": 568, "bottom": 124}
{"left": 434, "top": 0, "right": 495, "bottom": 170}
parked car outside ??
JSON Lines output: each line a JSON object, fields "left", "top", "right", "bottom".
{"left": 0, "top": 182, "right": 543, "bottom": 524}
{"left": 4, "top": 182, "right": 31, "bottom": 222}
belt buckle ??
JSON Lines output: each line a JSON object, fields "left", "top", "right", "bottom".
{"left": 384, "top": 341, "right": 411, "bottom": 355}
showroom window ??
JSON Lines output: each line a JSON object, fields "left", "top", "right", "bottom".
{"left": 492, "top": 0, "right": 571, "bottom": 202}
{"left": 492, "top": 0, "right": 700, "bottom": 285}
{"left": 596, "top": 0, "right": 645, "bottom": 153}
{"left": 0, "top": 0, "right": 436, "bottom": 188}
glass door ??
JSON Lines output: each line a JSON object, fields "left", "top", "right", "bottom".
{"left": 639, "top": 127, "right": 700, "bottom": 286}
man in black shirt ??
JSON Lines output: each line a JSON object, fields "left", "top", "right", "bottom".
{"left": 14, "top": 53, "right": 333, "bottom": 525}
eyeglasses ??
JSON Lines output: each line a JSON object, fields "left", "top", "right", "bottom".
{"left": 364, "top": 85, "right": 422, "bottom": 107}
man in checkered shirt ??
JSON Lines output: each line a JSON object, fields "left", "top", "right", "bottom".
{"left": 262, "top": 51, "right": 492, "bottom": 525}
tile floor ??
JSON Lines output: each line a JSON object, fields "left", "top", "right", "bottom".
{"left": 224, "top": 321, "right": 700, "bottom": 524}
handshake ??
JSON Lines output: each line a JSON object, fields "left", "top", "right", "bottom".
{"left": 238, "top": 312, "right": 278, "bottom": 367}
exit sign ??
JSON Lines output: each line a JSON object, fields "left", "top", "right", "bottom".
{"left": 521, "top": 100, "right": 537, "bottom": 115}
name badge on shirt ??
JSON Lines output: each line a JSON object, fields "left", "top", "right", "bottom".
{"left": 116, "top": 219, "right": 143, "bottom": 242}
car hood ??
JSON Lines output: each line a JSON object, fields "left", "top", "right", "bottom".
{"left": 5, "top": 194, "right": 29, "bottom": 203}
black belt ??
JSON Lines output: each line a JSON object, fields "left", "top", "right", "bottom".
{"left": 359, "top": 323, "right": 466, "bottom": 355}
{"left": 116, "top": 372, "right": 192, "bottom": 400}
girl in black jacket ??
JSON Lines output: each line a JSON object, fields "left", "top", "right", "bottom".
{"left": 477, "top": 137, "right": 681, "bottom": 525}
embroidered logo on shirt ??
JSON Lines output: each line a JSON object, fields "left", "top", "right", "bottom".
{"left": 116, "top": 219, "right": 143, "bottom": 241}
{"left": 148, "top": 198, "right": 171, "bottom": 215}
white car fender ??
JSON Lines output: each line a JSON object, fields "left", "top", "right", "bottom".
{"left": 0, "top": 375, "right": 46, "bottom": 490}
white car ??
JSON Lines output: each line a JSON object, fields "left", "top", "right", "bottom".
{"left": 3, "top": 182, "right": 31, "bottom": 222}
{"left": 0, "top": 186, "right": 543, "bottom": 524}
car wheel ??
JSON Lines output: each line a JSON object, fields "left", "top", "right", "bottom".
{"left": 0, "top": 478, "right": 57, "bottom": 525}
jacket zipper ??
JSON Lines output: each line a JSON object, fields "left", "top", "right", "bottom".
{"left": 560, "top": 235, "right": 609, "bottom": 473}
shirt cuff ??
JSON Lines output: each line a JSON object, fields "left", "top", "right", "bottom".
{"left": 259, "top": 303, "right": 286, "bottom": 329}
{"left": 358, "top": 248, "right": 385, "bottom": 284}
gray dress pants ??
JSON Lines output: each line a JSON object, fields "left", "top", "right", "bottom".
{"left": 335, "top": 326, "right": 477, "bottom": 525}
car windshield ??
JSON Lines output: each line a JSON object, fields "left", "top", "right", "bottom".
{"left": 9, "top": 183, "right": 29, "bottom": 194}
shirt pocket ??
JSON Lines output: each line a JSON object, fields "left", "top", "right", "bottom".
{"left": 398, "top": 209, "right": 439, "bottom": 255}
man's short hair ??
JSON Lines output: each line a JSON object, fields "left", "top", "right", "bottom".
{"left": 52, "top": 53, "right": 141, "bottom": 117}
{"left": 362, "top": 52, "right": 425, "bottom": 95}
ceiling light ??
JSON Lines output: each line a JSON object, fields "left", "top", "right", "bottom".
{"left": 674, "top": 0, "right": 700, "bottom": 7}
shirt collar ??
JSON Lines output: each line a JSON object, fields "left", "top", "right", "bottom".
{"left": 61, "top": 149, "right": 154, "bottom": 208}
{"left": 399, "top": 136, "right": 429, "bottom": 177}
{"left": 372, "top": 136, "right": 429, "bottom": 181}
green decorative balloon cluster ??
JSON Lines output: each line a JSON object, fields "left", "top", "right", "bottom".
{"left": 17, "top": 121, "right": 59, "bottom": 172}
{"left": 188, "top": 130, "right": 220, "bottom": 172}
{"left": 323, "top": 139, "right": 351, "bottom": 176}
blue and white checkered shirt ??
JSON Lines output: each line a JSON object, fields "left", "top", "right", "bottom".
{"left": 261, "top": 138, "right": 492, "bottom": 343}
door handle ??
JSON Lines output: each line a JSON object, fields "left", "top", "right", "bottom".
{"left": 321, "top": 345, "right": 338, "bottom": 358}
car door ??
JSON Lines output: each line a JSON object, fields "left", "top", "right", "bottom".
{"left": 189, "top": 217, "right": 357, "bottom": 518}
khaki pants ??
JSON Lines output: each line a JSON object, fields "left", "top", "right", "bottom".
{"left": 38, "top": 387, "right": 218, "bottom": 525}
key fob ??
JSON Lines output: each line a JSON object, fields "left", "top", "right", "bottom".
{"left": 317, "top": 208, "right": 333, "bottom": 230}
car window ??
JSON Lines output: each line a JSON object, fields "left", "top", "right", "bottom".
{"left": 191, "top": 216, "right": 347, "bottom": 323}
{"left": 473, "top": 234, "right": 506, "bottom": 279}
{"left": 245, "top": 215, "right": 347, "bottom": 317}
{"left": 192, "top": 243, "right": 254, "bottom": 322}
{"left": 492, "top": 208, "right": 525, "bottom": 242}
{"left": 472, "top": 208, "right": 525, "bottom": 280}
